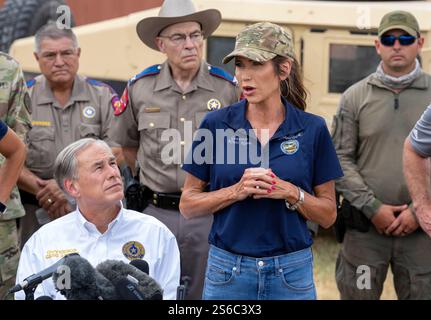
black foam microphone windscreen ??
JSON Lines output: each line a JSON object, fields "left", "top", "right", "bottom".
{"left": 96, "top": 260, "right": 163, "bottom": 300}
{"left": 130, "top": 259, "right": 149, "bottom": 275}
{"left": 52, "top": 255, "right": 117, "bottom": 300}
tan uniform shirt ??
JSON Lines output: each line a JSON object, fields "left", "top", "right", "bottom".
{"left": 111, "top": 61, "right": 238, "bottom": 192}
{"left": 26, "top": 75, "right": 117, "bottom": 179}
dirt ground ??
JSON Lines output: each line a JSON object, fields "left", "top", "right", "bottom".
{"left": 312, "top": 228, "right": 397, "bottom": 300}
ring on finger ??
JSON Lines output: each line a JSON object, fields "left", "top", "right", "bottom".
{"left": 255, "top": 185, "right": 260, "bottom": 189}
{"left": 47, "top": 198, "right": 53, "bottom": 204}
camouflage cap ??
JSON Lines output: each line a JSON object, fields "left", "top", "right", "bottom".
{"left": 378, "top": 10, "right": 420, "bottom": 37}
{"left": 223, "top": 22, "right": 294, "bottom": 64}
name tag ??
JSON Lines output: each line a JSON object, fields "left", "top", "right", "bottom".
{"left": 144, "top": 107, "right": 161, "bottom": 113}
{"left": 32, "top": 121, "right": 51, "bottom": 127}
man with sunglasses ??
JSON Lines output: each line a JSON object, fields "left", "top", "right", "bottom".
{"left": 18, "top": 23, "right": 118, "bottom": 248}
{"left": 332, "top": 10, "right": 431, "bottom": 299}
{"left": 110, "top": 0, "right": 238, "bottom": 300}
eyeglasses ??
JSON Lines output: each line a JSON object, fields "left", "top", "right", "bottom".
{"left": 158, "top": 31, "right": 204, "bottom": 46}
{"left": 40, "top": 49, "right": 77, "bottom": 61}
{"left": 380, "top": 35, "right": 417, "bottom": 46}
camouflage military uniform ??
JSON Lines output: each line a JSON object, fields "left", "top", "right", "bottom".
{"left": 0, "top": 52, "right": 31, "bottom": 300}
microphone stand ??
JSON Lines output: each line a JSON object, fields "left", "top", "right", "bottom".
{"left": 176, "top": 276, "right": 191, "bottom": 300}
{"left": 24, "top": 285, "right": 37, "bottom": 300}
{"left": 23, "top": 275, "right": 44, "bottom": 300}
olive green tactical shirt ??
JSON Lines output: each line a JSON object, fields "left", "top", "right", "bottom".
{"left": 332, "top": 71, "right": 431, "bottom": 219}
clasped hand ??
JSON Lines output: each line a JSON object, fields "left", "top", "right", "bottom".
{"left": 233, "top": 168, "right": 293, "bottom": 201}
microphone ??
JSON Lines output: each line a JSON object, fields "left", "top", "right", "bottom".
{"left": 96, "top": 260, "right": 163, "bottom": 300}
{"left": 35, "top": 296, "right": 53, "bottom": 300}
{"left": 8, "top": 253, "right": 79, "bottom": 294}
{"left": 130, "top": 259, "right": 149, "bottom": 275}
{"left": 114, "top": 276, "right": 145, "bottom": 300}
{"left": 52, "top": 254, "right": 117, "bottom": 300}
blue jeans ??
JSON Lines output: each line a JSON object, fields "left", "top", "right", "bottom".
{"left": 203, "top": 245, "right": 317, "bottom": 300}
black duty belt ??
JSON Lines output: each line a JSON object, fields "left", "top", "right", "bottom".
{"left": 144, "top": 188, "right": 181, "bottom": 211}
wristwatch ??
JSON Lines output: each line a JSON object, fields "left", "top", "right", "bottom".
{"left": 285, "top": 187, "right": 305, "bottom": 211}
{"left": 0, "top": 201, "right": 7, "bottom": 215}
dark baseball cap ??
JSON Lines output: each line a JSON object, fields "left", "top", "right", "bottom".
{"left": 378, "top": 10, "right": 420, "bottom": 37}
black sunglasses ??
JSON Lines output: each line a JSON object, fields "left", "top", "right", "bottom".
{"left": 380, "top": 35, "right": 417, "bottom": 46}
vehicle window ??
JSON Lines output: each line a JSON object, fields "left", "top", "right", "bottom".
{"left": 329, "top": 44, "right": 380, "bottom": 93}
{"left": 206, "top": 36, "right": 236, "bottom": 75}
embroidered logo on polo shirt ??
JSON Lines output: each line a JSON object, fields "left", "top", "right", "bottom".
{"left": 207, "top": 98, "right": 221, "bottom": 111}
{"left": 282, "top": 132, "right": 303, "bottom": 140}
{"left": 122, "top": 241, "right": 145, "bottom": 261}
{"left": 228, "top": 136, "right": 250, "bottom": 145}
{"left": 83, "top": 106, "right": 96, "bottom": 119}
{"left": 281, "top": 140, "right": 299, "bottom": 155}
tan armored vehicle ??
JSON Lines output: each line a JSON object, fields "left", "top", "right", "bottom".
{"left": 8, "top": 0, "right": 431, "bottom": 123}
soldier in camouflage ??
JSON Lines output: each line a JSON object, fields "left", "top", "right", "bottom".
{"left": 0, "top": 52, "right": 31, "bottom": 300}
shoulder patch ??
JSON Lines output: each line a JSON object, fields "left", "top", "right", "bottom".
{"left": 128, "top": 64, "right": 161, "bottom": 86}
{"left": 26, "top": 78, "right": 36, "bottom": 88}
{"left": 113, "top": 87, "right": 128, "bottom": 116}
{"left": 85, "top": 78, "right": 118, "bottom": 95}
{"left": 208, "top": 65, "right": 237, "bottom": 86}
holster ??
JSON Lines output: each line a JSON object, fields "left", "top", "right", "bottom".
{"left": 121, "top": 165, "right": 149, "bottom": 212}
{"left": 125, "top": 184, "right": 149, "bottom": 212}
{"left": 334, "top": 197, "right": 371, "bottom": 243}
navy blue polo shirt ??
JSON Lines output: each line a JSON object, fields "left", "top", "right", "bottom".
{"left": 182, "top": 98, "right": 343, "bottom": 257}
{"left": 0, "top": 120, "right": 7, "bottom": 141}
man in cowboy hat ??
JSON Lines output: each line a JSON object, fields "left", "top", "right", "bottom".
{"left": 110, "top": 0, "right": 239, "bottom": 299}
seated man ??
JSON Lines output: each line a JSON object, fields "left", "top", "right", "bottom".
{"left": 15, "top": 138, "right": 180, "bottom": 300}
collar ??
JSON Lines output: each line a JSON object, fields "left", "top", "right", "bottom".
{"left": 76, "top": 201, "right": 124, "bottom": 235}
{"left": 221, "top": 97, "right": 305, "bottom": 140}
{"left": 368, "top": 70, "right": 429, "bottom": 91}
{"left": 154, "top": 61, "right": 215, "bottom": 93}
{"left": 35, "top": 75, "right": 90, "bottom": 106}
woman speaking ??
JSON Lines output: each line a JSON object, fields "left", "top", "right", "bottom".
{"left": 180, "top": 22, "right": 343, "bottom": 300}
